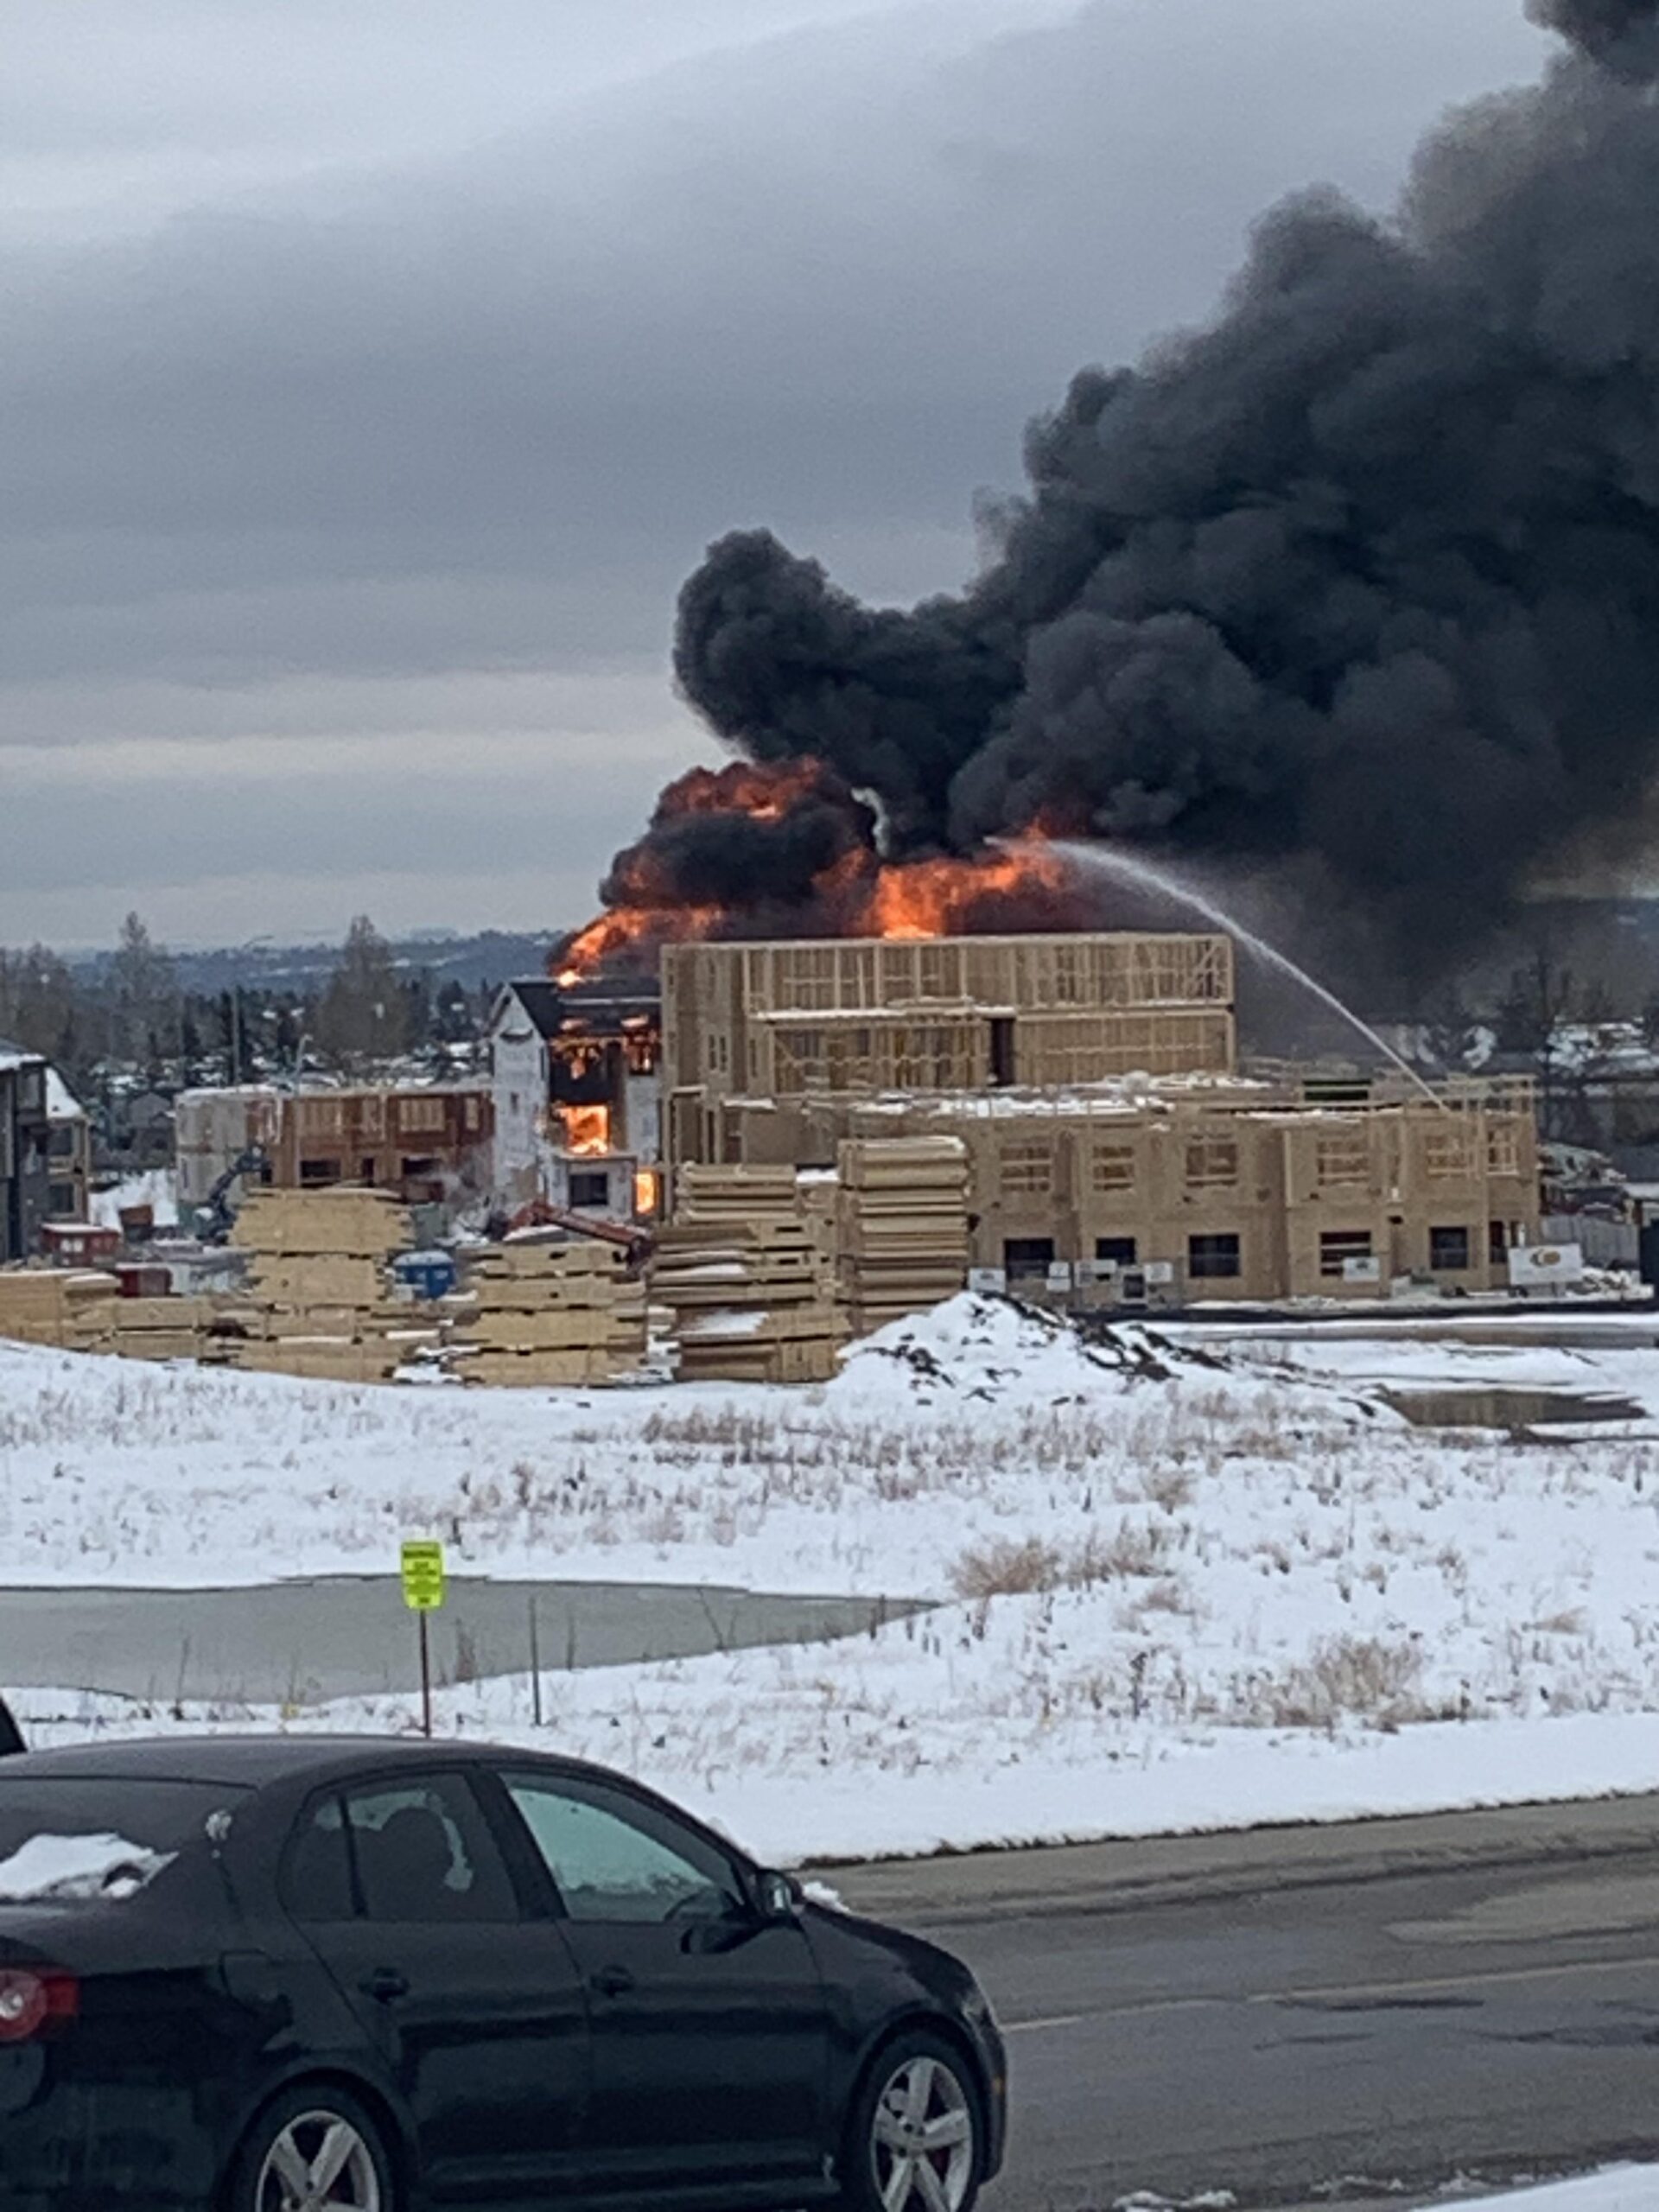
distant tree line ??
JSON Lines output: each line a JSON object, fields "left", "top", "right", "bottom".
{"left": 0, "top": 912, "right": 494, "bottom": 1103}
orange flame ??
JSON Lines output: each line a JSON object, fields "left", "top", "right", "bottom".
{"left": 556, "top": 907, "right": 723, "bottom": 988}
{"left": 551, "top": 756, "right": 1083, "bottom": 986}
{"left": 558, "top": 1103, "right": 611, "bottom": 1155}
{"left": 859, "top": 843, "right": 1070, "bottom": 940}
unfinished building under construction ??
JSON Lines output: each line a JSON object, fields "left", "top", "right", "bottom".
{"left": 663, "top": 932, "right": 1236, "bottom": 1160}
{"left": 659, "top": 930, "right": 1541, "bottom": 1304}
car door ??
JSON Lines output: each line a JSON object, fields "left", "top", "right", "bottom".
{"left": 283, "top": 1769, "right": 590, "bottom": 2207}
{"left": 495, "top": 1767, "right": 833, "bottom": 2199}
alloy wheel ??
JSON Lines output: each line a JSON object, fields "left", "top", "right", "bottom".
{"left": 870, "top": 2052, "right": 976, "bottom": 2212}
{"left": 256, "top": 2110, "right": 382, "bottom": 2212}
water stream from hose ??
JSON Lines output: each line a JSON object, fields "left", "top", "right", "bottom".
{"left": 1036, "top": 839, "right": 1449, "bottom": 1109}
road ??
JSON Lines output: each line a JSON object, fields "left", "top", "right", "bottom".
{"left": 0, "top": 1578, "right": 923, "bottom": 1705}
{"left": 821, "top": 1796, "right": 1659, "bottom": 2209}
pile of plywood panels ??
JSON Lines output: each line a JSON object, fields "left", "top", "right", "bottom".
{"left": 227, "top": 1188, "right": 429, "bottom": 1381}
{"left": 103, "top": 1294, "right": 224, "bottom": 1362}
{"left": 448, "top": 1236, "right": 667, "bottom": 1388}
{"left": 836, "top": 1136, "right": 970, "bottom": 1335}
{"left": 652, "top": 1167, "right": 842, "bottom": 1385}
{"left": 0, "top": 1269, "right": 235, "bottom": 1363}
{"left": 0, "top": 1269, "right": 119, "bottom": 1351}
{"left": 233, "top": 1188, "right": 410, "bottom": 1260}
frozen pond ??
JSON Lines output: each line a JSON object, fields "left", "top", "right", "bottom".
{"left": 0, "top": 1577, "right": 929, "bottom": 1707}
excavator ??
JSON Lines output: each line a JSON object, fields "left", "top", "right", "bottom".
{"left": 192, "top": 1146, "right": 270, "bottom": 1243}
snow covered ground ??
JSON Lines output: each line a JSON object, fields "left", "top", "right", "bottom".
{"left": 10, "top": 1293, "right": 1659, "bottom": 1865}
{"left": 1470, "top": 2173, "right": 1659, "bottom": 2210}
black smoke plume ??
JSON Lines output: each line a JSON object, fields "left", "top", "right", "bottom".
{"left": 598, "top": 760, "right": 875, "bottom": 917}
{"left": 668, "top": 3, "right": 1659, "bottom": 980}
{"left": 1528, "top": 0, "right": 1659, "bottom": 70}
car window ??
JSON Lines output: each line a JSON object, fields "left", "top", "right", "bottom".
{"left": 505, "top": 1774, "right": 747, "bottom": 1926}
{"left": 286, "top": 1777, "right": 519, "bottom": 1925}
{"left": 0, "top": 1778, "right": 241, "bottom": 1906}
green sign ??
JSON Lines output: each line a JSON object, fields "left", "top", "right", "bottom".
{"left": 400, "top": 1540, "right": 446, "bottom": 1612}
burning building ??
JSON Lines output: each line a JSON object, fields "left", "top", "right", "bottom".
{"left": 488, "top": 977, "right": 663, "bottom": 1219}
{"left": 508, "top": 0, "right": 1642, "bottom": 1292}
{"left": 535, "top": 0, "right": 1659, "bottom": 1022}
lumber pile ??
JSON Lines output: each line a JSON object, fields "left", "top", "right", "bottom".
{"left": 0, "top": 1268, "right": 233, "bottom": 1363}
{"left": 104, "top": 1294, "right": 221, "bottom": 1363}
{"left": 227, "top": 1189, "right": 431, "bottom": 1382}
{"left": 652, "top": 1166, "right": 843, "bottom": 1385}
{"left": 836, "top": 1136, "right": 970, "bottom": 1336}
{"left": 447, "top": 1235, "right": 667, "bottom": 1388}
{"left": 0, "top": 1269, "right": 119, "bottom": 1351}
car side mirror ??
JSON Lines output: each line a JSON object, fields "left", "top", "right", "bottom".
{"left": 755, "top": 1870, "right": 801, "bottom": 1923}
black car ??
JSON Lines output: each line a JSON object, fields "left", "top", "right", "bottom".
{"left": 0, "top": 1738, "right": 1006, "bottom": 2212}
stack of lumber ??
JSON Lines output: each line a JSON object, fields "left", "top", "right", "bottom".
{"left": 796, "top": 1171, "right": 841, "bottom": 1275}
{"left": 0, "top": 1268, "right": 230, "bottom": 1363}
{"left": 447, "top": 1235, "right": 664, "bottom": 1388}
{"left": 652, "top": 1167, "right": 843, "bottom": 1385}
{"left": 104, "top": 1294, "right": 221, "bottom": 1363}
{"left": 228, "top": 1189, "right": 430, "bottom": 1382}
{"left": 836, "top": 1136, "right": 970, "bottom": 1336}
{"left": 0, "top": 1268, "right": 119, "bottom": 1351}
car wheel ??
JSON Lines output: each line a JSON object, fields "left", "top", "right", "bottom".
{"left": 228, "top": 2085, "right": 395, "bottom": 2212}
{"left": 841, "top": 2031, "right": 982, "bottom": 2212}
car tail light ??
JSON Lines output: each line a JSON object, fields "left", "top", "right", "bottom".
{"left": 0, "top": 1968, "right": 78, "bottom": 2044}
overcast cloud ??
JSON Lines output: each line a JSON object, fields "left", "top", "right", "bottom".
{"left": 1, "top": 0, "right": 1551, "bottom": 947}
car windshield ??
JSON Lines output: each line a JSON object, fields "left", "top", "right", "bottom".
{"left": 0, "top": 1779, "right": 243, "bottom": 1905}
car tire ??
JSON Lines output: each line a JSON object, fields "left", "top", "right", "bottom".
{"left": 836, "top": 2029, "right": 984, "bottom": 2212}
{"left": 226, "top": 2083, "right": 397, "bottom": 2212}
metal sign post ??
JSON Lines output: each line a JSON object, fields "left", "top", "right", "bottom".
{"left": 400, "top": 1541, "right": 446, "bottom": 1739}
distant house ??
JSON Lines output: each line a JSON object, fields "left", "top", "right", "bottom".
{"left": 98, "top": 1086, "right": 175, "bottom": 1174}
{"left": 274, "top": 1085, "right": 492, "bottom": 1204}
{"left": 0, "top": 1043, "right": 52, "bottom": 1262}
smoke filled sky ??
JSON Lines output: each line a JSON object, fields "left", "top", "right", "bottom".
{"left": 0, "top": 0, "right": 1558, "bottom": 946}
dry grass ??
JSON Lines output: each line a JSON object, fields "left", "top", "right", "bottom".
{"left": 950, "top": 1537, "right": 1064, "bottom": 1599}
{"left": 950, "top": 1516, "right": 1179, "bottom": 1598}
{"left": 1242, "top": 1636, "right": 1431, "bottom": 1732}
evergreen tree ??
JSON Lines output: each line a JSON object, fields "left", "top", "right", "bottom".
{"left": 316, "top": 917, "right": 403, "bottom": 1070}
{"left": 109, "top": 912, "right": 178, "bottom": 1065}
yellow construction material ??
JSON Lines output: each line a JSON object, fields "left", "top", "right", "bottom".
{"left": 650, "top": 1166, "right": 846, "bottom": 1385}
{"left": 836, "top": 1137, "right": 970, "bottom": 1335}
{"left": 226, "top": 1186, "right": 422, "bottom": 1379}
{"left": 450, "top": 1235, "right": 657, "bottom": 1386}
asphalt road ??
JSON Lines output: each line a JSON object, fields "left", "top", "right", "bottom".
{"left": 821, "top": 1797, "right": 1659, "bottom": 2210}
{"left": 0, "top": 1578, "right": 922, "bottom": 1705}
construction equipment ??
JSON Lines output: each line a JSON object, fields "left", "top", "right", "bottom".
{"left": 497, "top": 1197, "right": 654, "bottom": 1270}
{"left": 193, "top": 1146, "right": 270, "bottom": 1243}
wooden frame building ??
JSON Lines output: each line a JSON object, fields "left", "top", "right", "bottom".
{"left": 664, "top": 931, "right": 1236, "bottom": 1171}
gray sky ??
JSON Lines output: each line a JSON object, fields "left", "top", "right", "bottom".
{"left": 0, "top": 0, "right": 1553, "bottom": 949}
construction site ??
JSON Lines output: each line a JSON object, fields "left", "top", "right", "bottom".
{"left": 655, "top": 930, "right": 1540, "bottom": 1306}
{"left": 0, "top": 927, "right": 1548, "bottom": 1385}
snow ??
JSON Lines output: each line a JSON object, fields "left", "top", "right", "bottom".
{"left": 88, "top": 1169, "right": 178, "bottom": 1230}
{"left": 43, "top": 1069, "right": 83, "bottom": 1124}
{"left": 0, "top": 1833, "right": 173, "bottom": 1904}
{"left": 11, "top": 1292, "right": 1659, "bottom": 1866}
{"left": 1475, "top": 2174, "right": 1659, "bottom": 2209}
